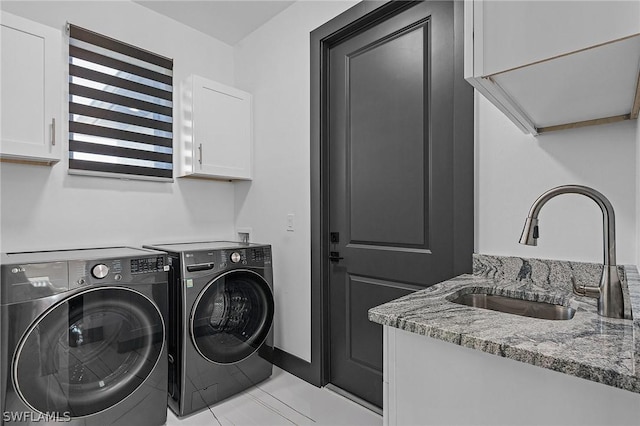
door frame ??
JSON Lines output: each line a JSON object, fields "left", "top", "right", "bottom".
{"left": 305, "top": 0, "right": 473, "bottom": 388}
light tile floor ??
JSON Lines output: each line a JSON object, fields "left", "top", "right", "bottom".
{"left": 165, "top": 367, "right": 382, "bottom": 426}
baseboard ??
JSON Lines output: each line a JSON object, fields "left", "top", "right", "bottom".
{"left": 272, "top": 347, "right": 319, "bottom": 386}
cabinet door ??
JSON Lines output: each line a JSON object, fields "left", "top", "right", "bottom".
{"left": 464, "top": 1, "right": 640, "bottom": 135}
{"left": 1, "top": 12, "right": 62, "bottom": 163}
{"left": 478, "top": 1, "right": 640, "bottom": 76}
{"left": 192, "top": 76, "right": 252, "bottom": 180}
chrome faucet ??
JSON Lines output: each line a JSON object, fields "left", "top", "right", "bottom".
{"left": 519, "top": 185, "right": 624, "bottom": 319}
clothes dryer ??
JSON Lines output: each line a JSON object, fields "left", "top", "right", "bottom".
{"left": 0, "top": 247, "right": 168, "bottom": 425}
{"left": 144, "top": 242, "right": 274, "bottom": 417}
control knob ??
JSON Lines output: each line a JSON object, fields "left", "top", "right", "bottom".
{"left": 92, "top": 263, "right": 109, "bottom": 279}
{"left": 230, "top": 252, "right": 241, "bottom": 263}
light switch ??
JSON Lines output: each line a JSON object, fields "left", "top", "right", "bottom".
{"left": 287, "top": 214, "right": 295, "bottom": 231}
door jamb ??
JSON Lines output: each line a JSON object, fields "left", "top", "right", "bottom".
{"left": 308, "top": 0, "right": 473, "bottom": 388}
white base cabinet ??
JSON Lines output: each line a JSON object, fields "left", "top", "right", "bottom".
{"left": 1, "top": 12, "right": 62, "bottom": 164}
{"left": 179, "top": 75, "right": 252, "bottom": 180}
{"left": 383, "top": 326, "right": 640, "bottom": 426}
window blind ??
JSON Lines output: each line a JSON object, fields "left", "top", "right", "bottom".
{"left": 68, "top": 24, "right": 173, "bottom": 180}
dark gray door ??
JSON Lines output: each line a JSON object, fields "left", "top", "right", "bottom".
{"left": 328, "top": 1, "right": 455, "bottom": 408}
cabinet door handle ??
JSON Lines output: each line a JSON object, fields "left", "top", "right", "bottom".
{"left": 51, "top": 118, "right": 56, "bottom": 146}
{"left": 198, "top": 143, "right": 202, "bottom": 165}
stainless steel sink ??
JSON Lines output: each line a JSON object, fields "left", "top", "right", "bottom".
{"left": 450, "top": 293, "right": 576, "bottom": 320}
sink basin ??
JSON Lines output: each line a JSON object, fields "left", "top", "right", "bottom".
{"left": 450, "top": 293, "right": 575, "bottom": 320}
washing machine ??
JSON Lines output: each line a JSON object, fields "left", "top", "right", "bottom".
{"left": 144, "top": 241, "right": 274, "bottom": 417}
{"left": 0, "top": 247, "right": 168, "bottom": 425}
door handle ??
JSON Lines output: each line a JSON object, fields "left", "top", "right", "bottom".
{"left": 329, "top": 251, "right": 344, "bottom": 262}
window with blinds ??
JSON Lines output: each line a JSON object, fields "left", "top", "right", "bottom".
{"left": 68, "top": 24, "right": 173, "bottom": 180}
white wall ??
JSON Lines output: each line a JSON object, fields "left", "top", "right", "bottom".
{"left": 475, "top": 94, "right": 637, "bottom": 265}
{"left": 0, "top": 1, "right": 237, "bottom": 252}
{"left": 233, "top": 0, "right": 358, "bottom": 362}
{"left": 637, "top": 116, "right": 640, "bottom": 267}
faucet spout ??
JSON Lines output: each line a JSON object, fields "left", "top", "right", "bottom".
{"left": 519, "top": 217, "right": 539, "bottom": 246}
{"left": 518, "top": 185, "right": 624, "bottom": 319}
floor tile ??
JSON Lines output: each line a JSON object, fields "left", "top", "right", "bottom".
{"left": 166, "top": 407, "right": 218, "bottom": 426}
{"left": 165, "top": 367, "right": 382, "bottom": 426}
{"left": 209, "top": 389, "right": 305, "bottom": 426}
{"left": 256, "top": 369, "right": 381, "bottom": 426}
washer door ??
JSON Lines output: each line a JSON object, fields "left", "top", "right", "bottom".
{"left": 13, "top": 287, "right": 165, "bottom": 418}
{"left": 191, "top": 270, "right": 274, "bottom": 364}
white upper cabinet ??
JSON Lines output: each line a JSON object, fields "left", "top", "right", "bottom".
{"left": 1, "top": 12, "right": 62, "bottom": 163}
{"left": 179, "top": 75, "right": 252, "bottom": 180}
{"left": 464, "top": 1, "right": 640, "bottom": 135}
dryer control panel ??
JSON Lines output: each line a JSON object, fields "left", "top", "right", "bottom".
{"left": 182, "top": 246, "right": 271, "bottom": 276}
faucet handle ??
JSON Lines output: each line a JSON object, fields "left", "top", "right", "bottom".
{"left": 571, "top": 276, "right": 600, "bottom": 298}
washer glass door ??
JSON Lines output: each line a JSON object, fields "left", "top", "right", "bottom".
{"left": 191, "top": 270, "right": 274, "bottom": 364}
{"left": 13, "top": 287, "right": 165, "bottom": 417}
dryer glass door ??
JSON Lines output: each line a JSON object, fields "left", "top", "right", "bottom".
{"left": 191, "top": 270, "right": 274, "bottom": 364}
{"left": 13, "top": 287, "right": 164, "bottom": 417}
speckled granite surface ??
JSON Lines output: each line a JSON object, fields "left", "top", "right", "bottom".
{"left": 369, "top": 254, "right": 640, "bottom": 394}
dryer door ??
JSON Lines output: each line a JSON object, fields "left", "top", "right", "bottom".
{"left": 191, "top": 270, "right": 274, "bottom": 364}
{"left": 13, "top": 287, "right": 165, "bottom": 418}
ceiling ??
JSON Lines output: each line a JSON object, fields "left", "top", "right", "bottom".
{"left": 134, "top": 1, "right": 296, "bottom": 46}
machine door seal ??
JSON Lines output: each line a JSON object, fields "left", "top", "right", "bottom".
{"left": 13, "top": 287, "right": 165, "bottom": 418}
{"left": 191, "top": 269, "right": 274, "bottom": 364}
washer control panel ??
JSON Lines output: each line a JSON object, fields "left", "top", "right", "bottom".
{"left": 131, "top": 256, "right": 165, "bottom": 274}
{"left": 68, "top": 255, "right": 167, "bottom": 289}
{"left": 251, "top": 247, "right": 271, "bottom": 264}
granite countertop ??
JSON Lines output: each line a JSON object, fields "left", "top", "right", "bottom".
{"left": 368, "top": 254, "right": 640, "bottom": 394}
